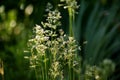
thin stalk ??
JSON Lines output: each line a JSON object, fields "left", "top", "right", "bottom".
{"left": 35, "top": 68, "right": 38, "bottom": 80}
{"left": 73, "top": 72, "right": 74, "bottom": 80}
{"left": 42, "top": 66, "right": 44, "bottom": 80}
{"left": 78, "top": 75, "right": 80, "bottom": 80}
{"left": 68, "top": 8, "right": 74, "bottom": 37}
{"left": 68, "top": 60, "right": 72, "bottom": 80}
{"left": 43, "top": 55, "right": 48, "bottom": 80}
{"left": 72, "top": 64, "right": 74, "bottom": 80}
{"left": 41, "top": 56, "right": 44, "bottom": 80}
{"left": 45, "top": 60, "right": 48, "bottom": 80}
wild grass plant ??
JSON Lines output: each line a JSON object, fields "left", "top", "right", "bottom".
{"left": 25, "top": 1, "right": 116, "bottom": 80}
{"left": 25, "top": 9, "right": 81, "bottom": 80}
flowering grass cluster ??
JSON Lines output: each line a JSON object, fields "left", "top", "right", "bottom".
{"left": 24, "top": 1, "right": 115, "bottom": 80}
{"left": 24, "top": 9, "right": 81, "bottom": 80}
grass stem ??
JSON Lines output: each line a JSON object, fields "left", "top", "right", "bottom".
{"left": 68, "top": 8, "right": 74, "bottom": 37}
{"left": 68, "top": 60, "right": 72, "bottom": 80}
{"left": 35, "top": 68, "right": 38, "bottom": 80}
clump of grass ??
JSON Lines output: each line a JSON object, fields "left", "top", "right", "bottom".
{"left": 24, "top": 7, "right": 81, "bottom": 80}
{"left": 25, "top": 1, "right": 115, "bottom": 80}
{"left": 84, "top": 59, "right": 115, "bottom": 80}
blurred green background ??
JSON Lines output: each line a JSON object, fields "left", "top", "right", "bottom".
{"left": 0, "top": 0, "right": 120, "bottom": 80}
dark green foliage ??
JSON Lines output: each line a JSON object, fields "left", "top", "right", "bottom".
{"left": 74, "top": 0, "right": 120, "bottom": 79}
